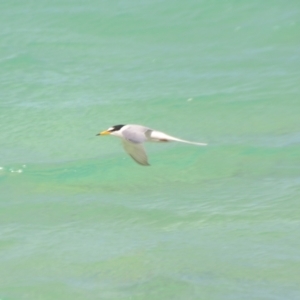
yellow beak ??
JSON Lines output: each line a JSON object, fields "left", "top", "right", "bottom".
{"left": 96, "top": 130, "right": 110, "bottom": 136}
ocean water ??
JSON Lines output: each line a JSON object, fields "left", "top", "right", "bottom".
{"left": 1, "top": 0, "right": 300, "bottom": 299}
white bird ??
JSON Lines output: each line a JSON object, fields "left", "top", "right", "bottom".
{"left": 97, "top": 124, "right": 207, "bottom": 166}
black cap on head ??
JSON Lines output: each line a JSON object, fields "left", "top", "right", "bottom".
{"left": 110, "top": 124, "right": 125, "bottom": 132}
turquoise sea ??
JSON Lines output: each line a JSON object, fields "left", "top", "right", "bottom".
{"left": 1, "top": 1, "right": 300, "bottom": 299}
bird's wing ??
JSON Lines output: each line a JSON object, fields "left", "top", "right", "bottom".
{"left": 150, "top": 130, "right": 207, "bottom": 146}
{"left": 121, "top": 126, "right": 149, "bottom": 143}
{"left": 121, "top": 140, "right": 150, "bottom": 166}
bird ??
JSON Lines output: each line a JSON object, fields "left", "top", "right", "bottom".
{"left": 96, "top": 124, "right": 207, "bottom": 166}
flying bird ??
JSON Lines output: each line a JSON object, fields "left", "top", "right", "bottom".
{"left": 97, "top": 124, "right": 207, "bottom": 166}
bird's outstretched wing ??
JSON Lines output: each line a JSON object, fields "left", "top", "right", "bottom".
{"left": 121, "top": 140, "right": 150, "bottom": 166}
{"left": 150, "top": 130, "right": 207, "bottom": 146}
{"left": 122, "top": 126, "right": 149, "bottom": 143}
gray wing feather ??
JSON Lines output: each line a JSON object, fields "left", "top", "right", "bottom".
{"left": 121, "top": 140, "right": 150, "bottom": 166}
{"left": 122, "top": 126, "right": 150, "bottom": 143}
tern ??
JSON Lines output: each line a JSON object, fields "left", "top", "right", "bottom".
{"left": 97, "top": 124, "right": 207, "bottom": 166}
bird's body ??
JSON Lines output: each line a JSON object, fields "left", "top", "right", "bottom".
{"left": 97, "top": 124, "right": 207, "bottom": 166}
